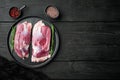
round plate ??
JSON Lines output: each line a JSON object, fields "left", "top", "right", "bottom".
{"left": 7, "top": 16, "right": 59, "bottom": 68}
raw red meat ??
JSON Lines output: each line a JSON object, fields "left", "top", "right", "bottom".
{"left": 32, "top": 21, "right": 51, "bottom": 62}
{"left": 14, "top": 21, "right": 32, "bottom": 59}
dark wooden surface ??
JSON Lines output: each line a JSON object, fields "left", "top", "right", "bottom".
{"left": 0, "top": 0, "right": 120, "bottom": 79}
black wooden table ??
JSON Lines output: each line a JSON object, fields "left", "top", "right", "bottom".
{"left": 1, "top": 0, "right": 120, "bottom": 79}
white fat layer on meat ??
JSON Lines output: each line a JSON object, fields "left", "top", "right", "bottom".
{"left": 19, "top": 22, "right": 28, "bottom": 50}
{"left": 19, "top": 22, "right": 30, "bottom": 52}
{"left": 21, "top": 50, "right": 25, "bottom": 57}
{"left": 22, "top": 22, "right": 28, "bottom": 35}
{"left": 20, "top": 45, "right": 29, "bottom": 56}
{"left": 25, "top": 45, "right": 29, "bottom": 50}
{"left": 31, "top": 54, "right": 51, "bottom": 62}
{"left": 33, "top": 46, "right": 41, "bottom": 54}
{"left": 32, "top": 21, "right": 45, "bottom": 55}
{"left": 33, "top": 21, "right": 45, "bottom": 39}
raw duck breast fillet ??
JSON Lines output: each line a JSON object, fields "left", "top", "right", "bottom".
{"left": 14, "top": 21, "right": 32, "bottom": 59}
{"left": 32, "top": 21, "right": 51, "bottom": 62}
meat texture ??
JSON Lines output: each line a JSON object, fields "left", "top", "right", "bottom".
{"left": 14, "top": 21, "right": 32, "bottom": 59}
{"left": 32, "top": 21, "right": 51, "bottom": 62}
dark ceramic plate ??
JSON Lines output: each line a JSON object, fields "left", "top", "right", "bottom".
{"left": 7, "top": 16, "right": 59, "bottom": 68}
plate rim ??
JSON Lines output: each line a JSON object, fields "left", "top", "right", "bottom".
{"left": 7, "top": 16, "right": 60, "bottom": 68}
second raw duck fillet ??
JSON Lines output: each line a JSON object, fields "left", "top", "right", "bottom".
{"left": 14, "top": 21, "right": 32, "bottom": 59}
{"left": 32, "top": 21, "right": 51, "bottom": 62}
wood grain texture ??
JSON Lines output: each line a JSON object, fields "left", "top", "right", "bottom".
{"left": 1, "top": 22, "right": 120, "bottom": 61}
{"left": 1, "top": 0, "right": 120, "bottom": 79}
{"left": 34, "top": 61, "right": 120, "bottom": 79}
{"left": 1, "top": 0, "right": 120, "bottom": 21}
{"left": 54, "top": 22, "right": 120, "bottom": 61}
{"left": 0, "top": 23, "right": 13, "bottom": 61}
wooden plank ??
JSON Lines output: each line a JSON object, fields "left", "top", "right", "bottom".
{"left": 0, "top": 23, "right": 13, "bottom": 61}
{"left": 54, "top": 22, "right": 120, "bottom": 61}
{"left": 1, "top": 22, "right": 120, "bottom": 61}
{"left": 1, "top": 0, "right": 120, "bottom": 21}
{"left": 35, "top": 61, "right": 120, "bottom": 79}
{"left": 1, "top": 56, "right": 120, "bottom": 79}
